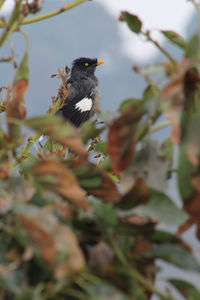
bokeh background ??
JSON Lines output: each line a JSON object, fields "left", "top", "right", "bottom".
{"left": 0, "top": 0, "right": 200, "bottom": 298}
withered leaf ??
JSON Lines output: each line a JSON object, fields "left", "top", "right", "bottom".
{"left": 20, "top": 210, "right": 85, "bottom": 278}
{"left": 108, "top": 106, "right": 142, "bottom": 174}
{"left": 73, "top": 160, "right": 121, "bottom": 203}
{"left": 25, "top": 115, "right": 87, "bottom": 158}
{"left": 33, "top": 159, "right": 88, "bottom": 210}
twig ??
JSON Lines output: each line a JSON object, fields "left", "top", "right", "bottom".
{"left": 149, "top": 120, "right": 172, "bottom": 134}
{"left": 0, "top": 0, "right": 87, "bottom": 28}
{"left": 144, "top": 30, "right": 177, "bottom": 65}
{"left": 0, "top": 0, "right": 24, "bottom": 48}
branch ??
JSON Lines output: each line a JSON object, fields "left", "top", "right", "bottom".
{"left": 144, "top": 30, "right": 177, "bottom": 65}
{"left": 149, "top": 120, "right": 172, "bottom": 134}
{"left": 0, "top": 0, "right": 24, "bottom": 48}
{"left": 0, "top": 0, "right": 88, "bottom": 28}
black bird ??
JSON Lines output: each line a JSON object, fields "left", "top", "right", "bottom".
{"left": 56, "top": 57, "right": 104, "bottom": 127}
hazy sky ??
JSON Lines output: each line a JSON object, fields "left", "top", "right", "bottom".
{"left": 0, "top": 0, "right": 197, "bottom": 63}
{"left": 98, "top": 0, "right": 196, "bottom": 62}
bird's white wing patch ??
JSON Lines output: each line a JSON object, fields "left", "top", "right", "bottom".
{"left": 75, "top": 97, "right": 92, "bottom": 113}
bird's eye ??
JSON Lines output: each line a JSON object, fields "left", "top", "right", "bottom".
{"left": 85, "top": 62, "right": 89, "bottom": 67}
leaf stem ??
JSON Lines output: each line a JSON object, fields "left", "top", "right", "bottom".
{"left": 0, "top": 0, "right": 87, "bottom": 28}
{"left": 149, "top": 120, "right": 172, "bottom": 134}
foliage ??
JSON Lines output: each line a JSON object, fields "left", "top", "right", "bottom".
{"left": 1, "top": 1, "right": 200, "bottom": 299}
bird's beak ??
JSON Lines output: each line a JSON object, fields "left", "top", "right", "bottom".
{"left": 96, "top": 61, "right": 104, "bottom": 66}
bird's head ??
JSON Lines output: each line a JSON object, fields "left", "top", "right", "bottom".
{"left": 71, "top": 57, "right": 104, "bottom": 77}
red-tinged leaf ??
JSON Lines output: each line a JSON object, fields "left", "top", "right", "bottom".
{"left": 161, "top": 30, "right": 186, "bottom": 49}
{"left": 177, "top": 219, "right": 194, "bottom": 236}
{"left": 108, "top": 106, "right": 142, "bottom": 174}
{"left": 19, "top": 209, "right": 85, "bottom": 278}
{"left": 73, "top": 160, "right": 121, "bottom": 203}
{"left": 6, "top": 51, "right": 29, "bottom": 142}
{"left": 121, "top": 178, "right": 150, "bottom": 209}
{"left": 33, "top": 159, "right": 88, "bottom": 210}
{"left": 20, "top": 214, "right": 57, "bottom": 264}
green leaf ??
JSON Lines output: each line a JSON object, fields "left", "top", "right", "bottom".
{"left": 132, "top": 189, "right": 188, "bottom": 226}
{"left": 121, "top": 12, "right": 142, "bottom": 34}
{"left": 143, "top": 85, "right": 160, "bottom": 100}
{"left": 161, "top": 30, "right": 186, "bottom": 49}
{"left": 81, "top": 121, "right": 105, "bottom": 144}
{"left": 186, "top": 34, "right": 200, "bottom": 59}
{"left": 178, "top": 144, "right": 195, "bottom": 200}
{"left": 118, "top": 98, "right": 141, "bottom": 113}
{"left": 145, "top": 244, "right": 200, "bottom": 272}
{"left": 93, "top": 141, "right": 107, "bottom": 154}
{"left": 169, "top": 279, "right": 200, "bottom": 299}
{"left": 14, "top": 51, "right": 29, "bottom": 83}
{"left": 90, "top": 198, "right": 118, "bottom": 227}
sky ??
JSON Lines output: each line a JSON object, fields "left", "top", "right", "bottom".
{"left": 97, "top": 0, "right": 196, "bottom": 62}
{"left": 0, "top": 0, "right": 196, "bottom": 62}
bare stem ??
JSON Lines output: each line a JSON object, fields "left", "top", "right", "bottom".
{"left": 149, "top": 120, "right": 172, "bottom": 134}
{"left": 144, "top": 31, "right": 177, "bottom": 65}
{"left": 0, "top": 0, "right": 87, "bottom": 28}
{"left": 0, "top": 0, "right": 24, "bottom": 48}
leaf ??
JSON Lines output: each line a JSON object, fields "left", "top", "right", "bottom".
{"left": 125, "top": 139, "right": 170, "bottom": 193}
{"left": 6, "top": 51, "right": 29, "bottom": 142}
{"left": 120, "top": 178, "right": 150, "bottom": 209}
{"left": 145, "top": 244, "right": 200, "bottom": 272}
{"left": 108, "top": 106, "right": 142, "bottom": 174}
{"left": 33, "top": 159, "right": 88, "bottom": 210}
{"left": 74, "top": 161, "right": 121, "bottom": 203}
{"left": 186, "top": 34, "right": 199, "bottom": 59}
{"left": 169, "top": 279, "right": 200, "bottom": 299}
{"left": 19, "top": 208, "right": 85, "bottom": 278}
{"left": 93, "top": 141, "right": 107, "bottom": 155}
{"left": 89, "top": 241, "right": 114, "bottom": 266}
{"left": 119, "top": 98, "right": 141, "bottom": 113}
{"left": 25, "top": 115, "right": 87, "bottom": 158}
{"left": 132, "top": 189, "right": 188, "bottom": 226}
{"left": 81, "top": 120, "right": 105, "bottom": 144}
{"left": 120, "top": 11, "right": 142, "bottom": 33}
{"left": 161, "top": 30, "right": 186, "bottom": 49}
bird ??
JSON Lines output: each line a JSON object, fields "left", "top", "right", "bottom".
{"left": 56, "top": 57, "right": 104, "bottom": 127}
{"left": 39, "top": 57, "right": 104, "bottom": 145}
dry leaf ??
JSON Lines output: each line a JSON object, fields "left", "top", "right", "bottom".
{"left": 34, "top": 160, "right": 88, "bottom": 210}
{"left": 108, "top": 106, "right": 142, "bottom": 174}
{"left": 89, "top": 241, "right": 114, "bottom": 266}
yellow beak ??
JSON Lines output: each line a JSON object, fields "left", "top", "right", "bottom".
{"left": 96, "top": 61, "right": 104, "bottom": 66}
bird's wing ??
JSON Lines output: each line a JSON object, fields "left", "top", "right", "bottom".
{"left": 58, "top": 84, "right": 94, "bottom": 127}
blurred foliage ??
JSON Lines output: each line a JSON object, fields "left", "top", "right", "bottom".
{"left": 1, "top": 0, "right": 200, "bottom": 299}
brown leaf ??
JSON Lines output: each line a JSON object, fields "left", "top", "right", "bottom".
{"left": 89, "top": 168, "right": 121, "bottom": 203}
{"left": 20, "top": 210, "right": 85, "bottom": 278}
{"left": 44, "top": 202, "right": 72, "bottom": 219}
{"left": 181, "top": 193, "right": 200, "bottom": 240}
{"left": 108, "top": 106, "right": 142, "bottom": 174}
{"left": 34, "top": 160, "right": 88, "bottom": 210}
{"left": 133, "top": 237, "right": 153, "bottom": 255}
{"left": 122, "top": 178, "right": 149, "bottom": 207}
{"left": 89, "top": 241, "right": 114, "bottom": 266}
{"left": 20, "top": 214, "right": 57, "bottom": 264}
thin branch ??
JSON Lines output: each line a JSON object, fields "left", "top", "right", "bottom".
{"left": 149, "top": 120, "right": 172, "bottom": 134}
{"left": 0, "top": 0, "right": 87, "bottom": 28}
{"left": 144, "top": 30, "right": 177, "bottom": 65}
{"left": 0, "top": 0, "right": 24, "bottom": 48}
